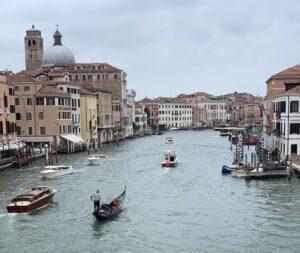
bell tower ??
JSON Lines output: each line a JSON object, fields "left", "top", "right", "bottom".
{"left": 24, "top": 25, "right": 43, "bottom": 70}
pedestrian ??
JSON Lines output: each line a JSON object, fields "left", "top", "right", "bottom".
{"left": 91, "top": 190, "right": 101, "bottom": 212}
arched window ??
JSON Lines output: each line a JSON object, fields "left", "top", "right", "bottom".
{"left": 28, "top": 40, "right": 31, "bottom": 47}
{"left": 32, "top": 40, "right": 36, "bottom": 46}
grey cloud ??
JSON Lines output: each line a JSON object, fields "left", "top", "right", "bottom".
{"left": 0, "top": 0, "right": 300, "bottom": 99}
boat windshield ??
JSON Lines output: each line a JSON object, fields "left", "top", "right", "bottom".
{"left": 13, "top": 195, "right": 34, "bottom": 202}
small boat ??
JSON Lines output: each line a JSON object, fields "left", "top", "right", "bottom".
{"left": 94, "top": 187, "right": 126, "bottom": 220}
{"left": 41, "top": 165, "right": 75, "bottom": 179}
{"left": 162, "top": 150, "right": 178, "bottom": 168}
{"left": 222, "top": 162, "right": 244, "bottom": 174}
{"left": 6, "top": 186, "right": 57, "bottom": 213}
{"left": 87, "top": 154, "right": 108, "bottom": 165}
{"left": 169, "top": 127, "right": 179, "bottom": 131}
{"left": 165, "top": 137, "right": 174, "bottom": 144}
{"left": 222, "top": 164, "right": 240, "bottom": 174}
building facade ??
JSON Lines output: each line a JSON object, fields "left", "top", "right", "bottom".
{"left": 80, "top": 88, "right": 97, "bottom": 145}
{"left": 0, "top": 74, "right": 17, "bottom": 150}
{"left": 157, "top": 98, "right": 192, "bottom": 128}
{"left": 198, "top": 99, "right": 226, "bottom": 127}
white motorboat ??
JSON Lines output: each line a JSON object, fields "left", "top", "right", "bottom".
{"left": 87, "top": 154, "right": 108, "bottom": 165}
{"left": 162, "top": 150, "right": 178, "bottom": 168}
{"left": 41, "top": 165, "right": 75, "bottom": 179}
{"left": 165, "top": 137, "right": 175, "bottom": 144}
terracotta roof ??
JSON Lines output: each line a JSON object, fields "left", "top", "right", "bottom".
{"left": 7, "top": 72, "right": 37, "bottom": 83}
{"left": 154, "top": 97, "right": 190, "bottom": 104}
{"left": 67, "top": 63, "right": 122, "bottom": 73}
{"left": 137, "top": 97, "right": 155, "bottom": 103}
{"left": 80, "top": 87, "right": 96, "bottom": 96}
{"left": 36, "top": 84, "right": 70, "bottom": 98}
{"left": 78, "top": 82, "right": 112, "bottom": 93}
{"left": 266, "top": 64, "right": 300, "bottom": 83}
{"left": 177, "top": 92, "right": 214, "bottom": 98}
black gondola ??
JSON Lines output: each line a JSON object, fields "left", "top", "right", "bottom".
{"left": 93, "top": 187, "right": 126, "bottom": 220}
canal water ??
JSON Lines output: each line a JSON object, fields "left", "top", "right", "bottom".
{"left": 0, "top": 130, "right": 300, "bottom": 253}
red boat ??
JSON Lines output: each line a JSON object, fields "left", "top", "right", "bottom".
{"left": 6, "top": 186, "right": 57, "bottom": 213}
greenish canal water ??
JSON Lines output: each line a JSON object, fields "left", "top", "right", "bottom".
{"left": 0, "top": 130, "right": 300, "bottom": 253}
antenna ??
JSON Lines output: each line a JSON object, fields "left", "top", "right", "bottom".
{"left": 55, "top": 23, "right": 59, "bottom": 31}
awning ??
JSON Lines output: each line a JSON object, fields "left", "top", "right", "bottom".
{"left": 0, "top": 142, "right": 26, "bottom": 151}
{"left": 60, "top": 134, "right": 86, "bottom": 144}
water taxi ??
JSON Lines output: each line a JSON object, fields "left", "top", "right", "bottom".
{"left": 165, "top": 137, "right": 175, "bottom": 144}
{"left": 6, "top": 186, "right": 57, "bottom": 213}
{"left": 162, "top": 150, "right": 178, "bottom": 168}
{"left": 41, "top": 165, "right": 75, "bottom": 179}
{"left": 87, "top": 154, "right": 108, "bottom": 165}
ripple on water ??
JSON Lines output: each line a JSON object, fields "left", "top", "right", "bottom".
{"left": 0, "top": 130, "right": 300, "bottom": 253}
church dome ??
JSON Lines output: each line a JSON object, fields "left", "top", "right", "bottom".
{"left": 42, "top": 29, "right": 75, "bottom": 66}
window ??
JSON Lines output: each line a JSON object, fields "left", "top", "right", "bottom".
{"left": 16, "top": 113, "right": 21, "bottom": 120}
{"left": 39, "top": 112, "right": 44, "bottom": 120}
{"left": 97, "top": 75, "right": 100, "bottom": 81}
{"left": 14, "top": 86, "right": 19, "bottom": 92}
{"left": 27, "top": 98, "right": 32, "bottom": 105}
{"left": 291, "top": 144, "right": 297, "bottom": 155}
{"left": 15, "top": 97, "right": 20, "bottom": 105}
{"left": 40, "top": 127, "right": 46, "bottom": 135}
{"left": 46, "top": 97, "right": 55, "bottom": 105}
{"left": 69, "top": 75, "right": 72, "bottom": 81}
{"left": 36, "top": 98, "right": 44, "bottom": 105}
{"left": 28, "top": 127, "right": 33, "bottom": 136}
{"left": 290, "top": 101, "right": 299, "bottom": 113}
{"left": 75, "top": 75, "right": 79, "bottom": 81}
{"left": 82, "top": 75, "right": 86, "bottom": 81}
{"left": 24, "top": 86, "right": 30, "bottom": 92}
{"left": 88, "top": 75, "right": 93, "bottom": 81}
{"left": 290, "top": 123, "right": 300, "bottom": 134}
{"left": 16, "top": 126, "right": 21, "bottom": 135}
{"left": 9, "top": 88, "right": 14, "bottom": 95}
{"left": 3, "top": 94, "right": 8, "bottom": 108}
{"left": 26, "top": 113, "right": 32, "bottom": 120}
{"left": 9, "top": 105, "right": 15, "bottom": 113}
{"left": 114, "top": 74, "right": 118, "bottom": 79}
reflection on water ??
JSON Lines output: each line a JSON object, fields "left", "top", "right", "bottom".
{"left": 0, "top": 130, "right": 300, "bottom": 253}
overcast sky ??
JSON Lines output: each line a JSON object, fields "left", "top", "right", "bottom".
{"left": 0, "top": 0, "right": 299, "bottom": 99}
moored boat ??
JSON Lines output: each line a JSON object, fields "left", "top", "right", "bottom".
{"left": 6, "top": 186, "right": 57, "bottom": 213}
{"left": 162, "top": 150, "right": 178, "bottom": 168}
{"left": 94, "top": 187, "right": 126, "bottom": 220}
{"left": 41, "top": 165, "right": 75, "bottom": 179}
{"left": 222, "top": 163, "right": 241, "bottom": 174}
{"left": 87, "top": 154, "right": 108, "bottom": 165}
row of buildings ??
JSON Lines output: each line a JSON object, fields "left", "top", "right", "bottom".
{"left": 263, "top": 64, "right": 300, "bottom": 161}
{"left": 0, "top": 26, "right": 137, "bottom": 155}
{"left": 134, "top": 92, "right": 263, "bottom": 132}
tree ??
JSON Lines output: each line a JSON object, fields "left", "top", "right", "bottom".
{"left": 150, "top": 123, "right": 158, "bottom": 131}
{"left": 133, "top": 122, "right": 140, "bottom": 133}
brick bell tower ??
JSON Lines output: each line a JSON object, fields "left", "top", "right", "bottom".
{"left": 24, "top": 25, "right": 43, "bottom": 70}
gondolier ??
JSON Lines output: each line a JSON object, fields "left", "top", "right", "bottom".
{"left": 91, "top": 190, "right": 101, "bottom": 211}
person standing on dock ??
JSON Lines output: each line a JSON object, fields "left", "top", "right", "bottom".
{"left": 91, "top": 190, "right": 101, "bottom": 211}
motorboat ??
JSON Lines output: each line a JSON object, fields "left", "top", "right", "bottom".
{"left": 222, "top": 163, "right": 241, "bottom": 174}
{"left": 6, "top": 186, "right": 57, "bottom": 213}
{"left": 169, "top": 127, "right": 179, "bottom": 131}
{"left": 162, "top": 150, "right": 178, "bottom": 168}
{"left": 165, "top": 137, "right": 175, "bottom": 144}
{"left": 41, "top": 165, "right": 75, "bottom": 179}
{"left": 87, "top": 154, "right": 108, "bottom": 165}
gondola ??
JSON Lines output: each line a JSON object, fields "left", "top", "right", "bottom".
{"left": 93, "top": 187, "right": 126, "bottom": 220}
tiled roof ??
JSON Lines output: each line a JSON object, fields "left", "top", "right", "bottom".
{"left": 68, "top": 63, "right": 122, "bottom": 73}
{"left": 78, "top": 82, "right": 112, "bottom": 93}
{"left": 266, "top": 64, "right": 300, "bottom": 83}
{"left": 80, "top": 87, "right": 96, "bottom": 96}
{"left": 137, "top": 97, "right": 155, "bottom": 103}
{"left": 7, "top": 72, "right": 37, "bottom": 83}
{"left": 36, "top": 84, "right": 70, "bottom": 98}
{"left": 178, "top": 92, "right": 214, "bottom": 98}
{"left": 154, "top": 97, "right": 190, "bottom": 104}
{"left": 274, "top": 85, "right": 300, "bottom": 98}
